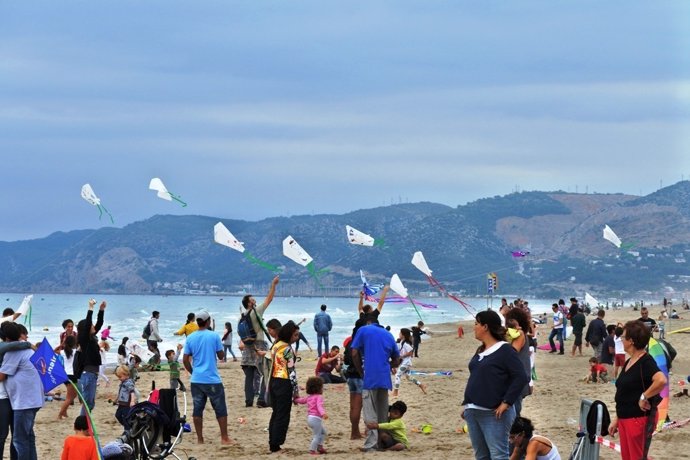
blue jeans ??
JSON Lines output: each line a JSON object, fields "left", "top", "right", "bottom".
{"left": 548, "top": 328, "right": 564, "bottom": 352}
{"left": 13, "top": 408, "right": 38, "bottom": 460}
{"left": 79, "top": 371, "right": 98, "bottom": 415}
{"left": 464, "top": 406, "right": 515, "bottom": 460}
{"left": 317, "top": 333, "right": 329, "bottom": 357}
{"left": 191, "top": 383, "right": 227, "bottom": 418}
{"left": 223, "top": 345, "right": 236, "bottom": 361}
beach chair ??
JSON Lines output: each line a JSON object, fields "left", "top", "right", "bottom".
{"left": 123, "top": 382, "right": 192, "bottom": 460}
{"left": 568, "top": 399, "right": 608, "bottom": 460}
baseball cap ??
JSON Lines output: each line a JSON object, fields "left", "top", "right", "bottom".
{"left": 196, "top": 310, "right": 211, "bottom": 322}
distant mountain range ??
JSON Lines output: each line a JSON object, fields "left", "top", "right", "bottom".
{"left": 2, "top": 181, "right": 690, "bottom": 299}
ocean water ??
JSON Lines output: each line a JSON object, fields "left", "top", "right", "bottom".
{"left": 0, "top": 293, "right": 595, "bottom": 362}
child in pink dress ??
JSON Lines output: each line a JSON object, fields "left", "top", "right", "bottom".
{"left": 294, "top": 376, "right": 328, "bottom": 455}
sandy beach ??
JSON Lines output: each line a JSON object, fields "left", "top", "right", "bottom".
{"left": 28, "top": 305, "right": 690, "bottom": 459}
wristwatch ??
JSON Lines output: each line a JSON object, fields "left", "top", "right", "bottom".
{"left": 639, "top": 394, "right": 647, "bottom": 401}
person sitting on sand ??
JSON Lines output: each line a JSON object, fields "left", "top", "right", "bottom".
{"left": 315, "top": 346, "right": 346, "bottom": 384}
{"left": 509, "top": 416, "right": 560, "bottom": 460}
{"left": 365, "top": 400, "right": 409, "bottom": 451}
{"left": 61, "top": 415, "right": 98, "bottom": 460}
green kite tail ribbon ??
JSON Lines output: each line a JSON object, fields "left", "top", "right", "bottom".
{"left": 96, "top": 204, "right": 115, "bottom": 224}
{"left": 407, "top": 297, "right": 424, "bottom": 322}
{"left": 169, "top": 193, "right": 188, "bottom": 208}
{"left": 69, "top": 380, "right": 104, "bottom": 460}
{"left": 22, "top": 305, "right": 32, "bottom": 332}
{"left": 373, "top": 239, "right": 386, "bottom": 247}
{"left": 306, "top": 262, "right": 328, "bottom": 288}
{"left": 244, "top": 252, "right": 282, "bottom": 273}
{"left": 620, "top": 242, "right": 636, "bottom": 251}
{"left": 531, "top": 367, "right": 538, "bottom": 381}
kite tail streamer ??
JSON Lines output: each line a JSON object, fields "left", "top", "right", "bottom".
{"left": 306, "top": 262, "right": 328, "bottom": 288}
{"left": 169, "top": 194, "right": 188, "bottom": 207}
{"left": 22, "top": 305, "right": 32, "bottom": 331}
{"left": 97, "top": 204, "right": 115, "bottom": 224}
{"left": 427, "top": 276, "right": 476, "bottom": 315}
{"left": 407, "top": 297, "right": 424, "bottom": 322}
{"left": 373, "top": 239, "right": 386, "bottom": 248}
{"left": 244, "top": 252, "right": 282, "bottom": 273}
{"left": 70, "top": 380, "right": 104, "bottom": 460}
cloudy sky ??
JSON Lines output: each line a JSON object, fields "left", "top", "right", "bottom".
{"left": 1, "top": 2, "right": 689, "bottom": 241}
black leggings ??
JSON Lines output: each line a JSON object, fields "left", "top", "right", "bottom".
{"left": 268, "top": 378, "right": 293, "bottom": 452}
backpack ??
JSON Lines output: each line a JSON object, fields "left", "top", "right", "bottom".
{"left": 657, "top": 338, "right": 677, "bottom": 370}
{"left": 142, "top": 321, "right": 152, "bottom": 340}
{"left": 238, "top": 310, "right": 258, "bottom": 345}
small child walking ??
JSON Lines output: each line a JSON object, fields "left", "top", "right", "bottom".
{"left": 98, "top": 340, "right": 110, "bottom": 387}
{"left": 392, "top": 328, "right": 427, "bottom": 398}
{"left": 114, "top": 365, "right": 137, "bottom": 431}
{"left": 166, "top": 344, "right": 185, "bottom": 390}
{"left": 60, "top": 415, "right": 98, "bottom": 460}
{"left": 222, "top": 322, "right": 237, "bottom": 362}
{"left": 365, "top": 400, "right": 409, "bottom": 451}
{"left": 294, "top": 376, "right": 328, "bottom": 455}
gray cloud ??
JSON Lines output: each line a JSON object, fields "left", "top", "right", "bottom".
{"left": 0, "top": 1, "right": 689, "bottom": 241}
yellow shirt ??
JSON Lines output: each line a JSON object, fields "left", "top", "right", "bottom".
{"left": 175, "top": 322, "right": 199, "bottom": 336}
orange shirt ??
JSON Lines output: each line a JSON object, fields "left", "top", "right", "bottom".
{"left": 61, "top": 435, "right": 98, "bottom": 460}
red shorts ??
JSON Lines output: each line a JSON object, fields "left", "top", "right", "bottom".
{"left": 615, "top": 354, "right": 626, "bottom": 367}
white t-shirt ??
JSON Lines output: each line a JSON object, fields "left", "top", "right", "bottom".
{"left": 614, "top": 336, "right": 624, "bottom": 355}
{"left": 62, "top": 350, "right": 75, "bottom": 376}
{"left": 399, "top": 342, "right": 413, "bottom": 367}
{"left": 0, "top": 381, "right": 7, "bottom": 400}
{"left": 553, "top": 311, "right": 564, "bottom": 329}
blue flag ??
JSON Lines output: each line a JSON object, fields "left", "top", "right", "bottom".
{"left": 30, "top": 337, "right": 68, "bottom": 393}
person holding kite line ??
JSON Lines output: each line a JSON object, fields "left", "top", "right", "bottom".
{"left": 77, "top": 299, "right": 107, "bottom": 414}
{"left": 608, "top": 320, "right": 666, "bottom": 460}
{"left": 240, "top": 276, "right": 279, "bottom": 408}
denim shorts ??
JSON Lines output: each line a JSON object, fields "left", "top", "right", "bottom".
{"left": 191, "top": 383, "right": 228, "bottom": 418}
{"left": 347, "top": 377, "right": 363, "bottom": 395}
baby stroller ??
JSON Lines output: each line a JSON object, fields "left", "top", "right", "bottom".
{"left": 123, "top": 382, "right": 191, "bottom": 460}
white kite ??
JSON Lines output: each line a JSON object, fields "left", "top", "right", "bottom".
{"left": 149, "top": 177, "right": 187, "bottom": 207}
{"left": 345, "top": 225, "right": 384, "bottom": 247}
{"left": 603, "top": 225, "right": 622, "bottom": 248}
{"left": 81, "top": 184, "right": 114, "bottom": 224}
{"left": 282, "top": 236, "right": 327, "bottom": 282}
{"left": 213, "top": 222, "right": 281, "bottom": 272}
{"left": 585, "top": 292, "right": 600, "bottom": 308}
{"left": 389, "top": 274, "right": 423, "bottom": 321}
{"left": 0, "top": 294, "right": 32, "bottom": 325}
{"left": 390, "top": 274, "right": 409, "bottom": 298}
{"left": 411, "top": 251, "right": 475, "bottom": 314}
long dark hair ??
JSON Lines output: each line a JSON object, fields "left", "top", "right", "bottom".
{"left": 510, "top": 416, "right": 535, "bottom": 455}
{"left": 63, "top": 335, "right": 76, "bottom": 359}
{"left": 400, "top": 328, "right": 412, "bottom": 346}
{"left": 475, "top": 310, "right": 506, "bottom": 349}
{"left": 185, "top": 312, "right": 195, "bottom": 325}
{"left": 278, "top": 320, "right": 299, "bottom": 343}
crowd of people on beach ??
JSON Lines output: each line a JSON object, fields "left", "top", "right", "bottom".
{"left": 0, "top": 287, "right": 675, "bottom": 460}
